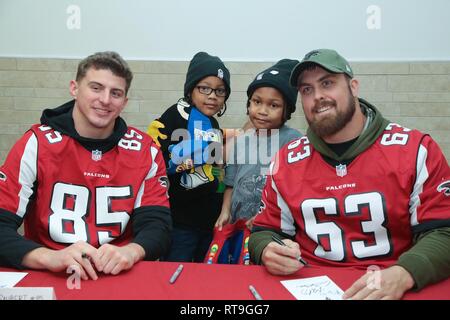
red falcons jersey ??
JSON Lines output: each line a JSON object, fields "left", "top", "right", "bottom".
{"left": 253, "top": 123, "right": 450, "bottom": 268}
{"left": 0, "top": 124, "right": 169, "bottom": 249}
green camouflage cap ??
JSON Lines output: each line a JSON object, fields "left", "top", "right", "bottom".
{"left": 289, "top": 49, "right": 353, "bottom": 87}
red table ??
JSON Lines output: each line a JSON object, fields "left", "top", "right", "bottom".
{"left": 2, "top": 261, "right": 449, "bottom": 300}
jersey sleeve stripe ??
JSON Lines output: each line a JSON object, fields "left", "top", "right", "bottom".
{"left": 409, "top": 144, "right": 429, "bottom": 226}
{"left": 134, "top": 146, "right": 159, "bottom": 208}
{"left": 17, "top": 133, "right": 38, "bottom": 218}
{"left": 270, "top": 161, "right": 296, "bottom": 236}
{"left": 147, "top": 146, "right": 159, "bottom": 180}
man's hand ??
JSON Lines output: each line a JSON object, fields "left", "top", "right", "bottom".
{"left": 96, "top": 243, "right": 145, "bottom": 275}
{"left": 261, "top": 238, "right": 304, "bottom": 275}
{"left": 22, "top": 241, "right": 100, "bottom": 280}
{"left": 343, "top": 265, "right": 415, "bottom": 300}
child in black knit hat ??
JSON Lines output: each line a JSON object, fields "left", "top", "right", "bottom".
{"left": 147, "top": 52, "right": 230, "bottom": 262}
{"left": 214, "top": 59, "right": 302, "bottom": 234}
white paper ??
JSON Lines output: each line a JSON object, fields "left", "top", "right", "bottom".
{"left": 0, "top": 287, "right": 56, "bottom": 300}
{"left": 0, "top": 272, "right": 28, "bottom": 288}
{"left": 281, "top": 275, "right": 344, "bottom": 300}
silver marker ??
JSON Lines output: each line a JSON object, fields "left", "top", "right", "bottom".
{"left": 169, "top": 264, "right": 184, "bottom": 284}
{"left": 249, "top": 285, "right": 263, "bottom": 300}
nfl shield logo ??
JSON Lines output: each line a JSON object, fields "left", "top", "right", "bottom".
{"left": 91, "top": 150, "right": 102, "bottom": 161}
{"left": 336, "top": 164, "right": 347, "bottom": 177}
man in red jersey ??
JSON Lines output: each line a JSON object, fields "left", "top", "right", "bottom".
{"left": 249, "top": 49, "right": 450, "bottom": 299}
{"left": 0, "top": 52, "right": 171, "bottom": 280}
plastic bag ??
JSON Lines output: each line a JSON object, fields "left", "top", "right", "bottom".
{"left": 204, "top": 219, "right": 251, "bottom": 265}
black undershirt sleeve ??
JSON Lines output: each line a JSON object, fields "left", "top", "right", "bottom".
{"left": 0, "top": 209, "right": 42, "bottom": 269}
{"left": 131, "top": 205, "right": 172, "bottom": 260}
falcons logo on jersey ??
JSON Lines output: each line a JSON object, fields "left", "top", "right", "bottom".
{"left": 158, "top": 176, "right": 169, "bottom": 188}
{"left": 257, "top": 199, "right": 266, "bottom": 215}
{"left": 159, "top": 176, "right": 169, "bottom": 197}
{"left": 437, "top": 180, "right": 450, "bottom": 196}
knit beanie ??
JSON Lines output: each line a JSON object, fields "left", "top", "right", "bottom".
{"left": 184, "top": 52, "right": 231, "bottom": 101}
{"left": 247, "top": 59, "right": 299, "bottom": 119}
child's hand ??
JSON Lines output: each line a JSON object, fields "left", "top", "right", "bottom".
{"left": 245, "top": 216, "right": 256, "bottom": 230}
{"left": 215, "top": 211, "right": 231, "bottom": 231}
{"left": 175, "top": 158, "right": 194, "bottom": 172}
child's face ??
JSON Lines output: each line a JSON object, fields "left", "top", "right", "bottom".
{"left": 248, "top": 87, "right": 285, "bottom": 130}
{"left": 190, "top": 76, "right": 226, "bottom": 117}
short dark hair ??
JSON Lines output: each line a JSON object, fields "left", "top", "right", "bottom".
{"left": 76, "top": 51, "right": 133, "bottom": 94}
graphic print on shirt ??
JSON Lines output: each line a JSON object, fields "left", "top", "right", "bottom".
{"left": 232, "top": 174, "right": 267, "bottom": 220}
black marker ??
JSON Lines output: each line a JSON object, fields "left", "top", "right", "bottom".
{"left": 271, "top": 235, "right": 308, "bottom": 266}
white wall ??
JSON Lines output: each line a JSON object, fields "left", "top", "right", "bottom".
{"left": 1, "top": 0, "right": 450, "bottom": 61}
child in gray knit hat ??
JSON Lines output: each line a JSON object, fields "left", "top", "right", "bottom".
{"left": 215, "top": 59, "right": 302, "bottom": 232}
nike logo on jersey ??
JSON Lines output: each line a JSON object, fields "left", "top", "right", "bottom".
{"left": 437, "top": 180, "right": 450, "bottom": 196}
{"left": 0, "top": 171, "right": 6, "bottom": 182}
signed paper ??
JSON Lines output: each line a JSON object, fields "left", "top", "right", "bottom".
{"left": 0, "top": 287, "right": 56, "bottom": 300}
{"left": 281, "top": 275, "right": 344, "bottom": 300}
{"left": 0, "top": 272, "right": 28, "bottom": 288}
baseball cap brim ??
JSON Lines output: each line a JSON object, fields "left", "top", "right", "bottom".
{"left": 289, "top": 61, "right": 349, "bottom": 87}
